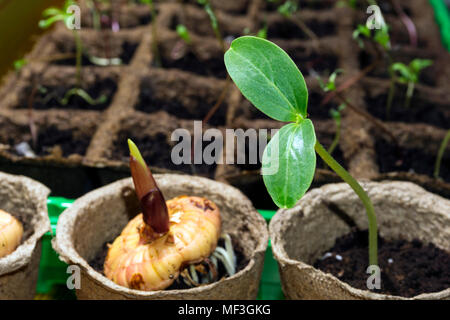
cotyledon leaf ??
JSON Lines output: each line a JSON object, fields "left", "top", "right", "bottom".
{"left": 262, "top": 120, "right": 316, "bottom": 208}
{"left": 224, "top": 36, "right": 308, "bottom": 122}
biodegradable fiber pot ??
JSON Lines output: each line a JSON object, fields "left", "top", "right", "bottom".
{"left": 270, "top": 181, "right": 450, "bottom": 300}
{"left": 0, "top": 172, "right": 50, "bottom": 299}
{"left": 54, "top": 174, "right": 268, "bottom": 299}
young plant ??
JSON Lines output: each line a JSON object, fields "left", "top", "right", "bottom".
{"left": 275, "top": 0, "right": 319, "bottom": 44}
{"left": 197, "top": 0, "right": 225, "bottom": 52}
{"left": 434, "top": 129, "right": 450, "bottom": 179}
{"left": 104, "top": 139, "right": 235, "bottom": 290}
{"left": 353, "top": 23, "right": 391, "bottom": 52}
{"left": 328, "top": 104, "right": 346, "bottom": 156}
{"left": 390, "top": 59, "right": 433, "bottom": 109}
{"left": 39, "top": 0, "right": 83, "bottom": 87}
{"left": 225, "top": 36, "right": 378, "bottom": 267}
{"left": 317, "top": 69, "right": 398, "bottom": 145}
{"left": 140, "top": 0, "right": 161, "bottom": 67}
{"left": 39, "top": 1, "right": 107, "bottom": 106}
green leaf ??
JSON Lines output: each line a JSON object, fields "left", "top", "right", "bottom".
{"left": 410, "top": 59, "right": 433, "bottom": 74}
{"left": 391, "top": 62, "right": 412, "bottom": 83}
{"left": 261, "top": 120, "right": 317, "bottom": 208}
{"left": 224, "top": 36, "right": 308, "bottom": 122}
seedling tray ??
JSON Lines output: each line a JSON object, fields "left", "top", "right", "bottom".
{"left": 36, "top": 197, "right": 281, "bottom": 300}
{"left": 0, "top": 0, "right": 448, "bottom": 210}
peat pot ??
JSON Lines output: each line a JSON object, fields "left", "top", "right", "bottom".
{"left": 0, "top": 172, "right": 50, "bottom": 299}
{"left": 54, "top": 174, "right": 268, "bottom": 299}
{"left": 270, "top": 181, "right": 450, "bottom": 300}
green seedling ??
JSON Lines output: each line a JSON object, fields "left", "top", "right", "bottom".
{"left": 140, "top": 0, "right": 161, "bottom": 67}
{"left": 39, "top": 1, "right": 107, "bottom": 107}
{"left": 353, "top": 23, "right": 391, "bottom": 51}
{"left": 390, "top": 59, "right": 433, "bottom": 109}
{"left": 39, "top": 0, "right": 83, "bottom": 87}
{"left": 13, "top": 59, "right": 28, "bottom": 73}
{"left": 274, "top": 0, "right": 319, "bottom": 43}
{"left": 317, "top": 69, "right": 399, "bottom": 145}
{"left": 328, "top": 104, "right": 346, "bottom": 156}
{"left": 197, "top": 0, "right": 225, "bottom": 52}
{"left": 60, "top": 88, "right": 108, "bottom": 106}
{"left": 434, "top": 130, "right": 450, "bottom": 179}
{"left": 176, "top": 24, "right": 192, "bottom": 45}
{"left": 317, "top": 69, "right": 343, "bottom": 93}
{"left": 225, "top": 36, "right": 378, "bottom": 267}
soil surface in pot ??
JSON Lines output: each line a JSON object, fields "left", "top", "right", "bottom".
{"left": 364, "top": 91, "right": 450, "bottom": 129}
{"left": 90, "top": 236, "right": 247, "bottom": 291}
{"left": 375, "top": 138, "right": 450, "bottom": 183}
{"left": 19, "top": 79, "right": 117, "bottom": 111}
{"left": 314, "top": 230, "right": 450, "bottom": 297}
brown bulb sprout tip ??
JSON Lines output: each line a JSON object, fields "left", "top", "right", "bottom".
{"left": 128, "top": 139, "right": 169, "bottom": 234}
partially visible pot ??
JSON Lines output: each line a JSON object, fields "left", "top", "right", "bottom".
{"left": 270, "top": 181, "right": 450, "bottom": 300}
{"left": 54, "top": 174, "right": 268, "bottom": 299}
{"left": 0, "top": 172, "right": 50, "bottom": 299}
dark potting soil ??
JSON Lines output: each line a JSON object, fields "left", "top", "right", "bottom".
{"left": 289, "top": 52, "right": 338, "bottom": 76}
{"left": 89, "top": 236, "right": 247, "bottom": 291}
{"left": 364, "top": 91, "right": 450, "bottom": 129}
{"left": 375, "top": 138, "right": 450, "bottom": 182}
{"left": 314, "top": 230, "right": 450, "bottom": 297}
{"left": 135, "top": 83, "right": 227, "bottom": 126}
{"left": 53, "top": 41, "right": 138, "bottom": 66}
{"left": 11, "top": 125, "right": 90, "bottom": 157}
{"left": 113, "top": 131, "right": 217, "bottom": 178}
{"left": 19, "top": 78, "right": 117, "bottom": 111}
{"left": 268, "top": 19, "right": 336, "bottom": 40}
{"left": 35, "top": 126, "right": 90, "bottom": 157}
{"left": 159, "top": 51, "right": 228, "bottom": 79}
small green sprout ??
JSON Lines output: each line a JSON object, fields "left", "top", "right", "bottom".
{"left": 256, "top": 23, "right": 268, "bottom": 39}
{"left": 225, "top": 36, "right": 378, "bottom": 267}
{"left": 353, "top": 23, "right": 391, "bottom": 51}
{"left": 434, "top": 130, "right": 450, "bottom": 179}
{"left": 390, "top": 59, "right": 433, "bottom": 108}
{"left": 176, "top": 24, "right": 192, "bottom": 45}
{"left": 328, "top": 104, "right": 346, "bottom": 156}
{"left": 39, "top": 0, "right": 83, "bottom": 87}
{"left": 13, "top": 59, "right": 28, "bottom": 72}
{"left": 317, "top": 69, "right": 343, "bottom": 92}
{"left": 278, "top": 0, "right": 297, "bottom": 17}
{"left": 197, "top": 0, "right": 225, "bottom": 52}
{"left": 60, "top": 88, "right": 107, "bottom": 106}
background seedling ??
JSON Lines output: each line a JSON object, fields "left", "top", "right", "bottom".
{"left": 434, "top": 129, "right": 450, "bottom": 179}
{"left": 317, "top": 69, "right": 398, "bottom": 145}
{"left": 273, "top": 0, "right": 319, "bottom": 45}
{"left": 328, "top": 104, "right": 346, "bottom": 156}
{"left": 390, "top": 59, "right": 433, "bottom": 109}
{"left": 225, "top": 36, "right": 378, "bottom": 267}
{"left": 197, "top": 0, "right": 225, "bottom": 52}
{"left": 39, "top": 0, "right": 107, "bottom": 106}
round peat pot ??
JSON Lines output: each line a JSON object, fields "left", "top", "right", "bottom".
{"left": 54, "top": 174, "right": 268, "bottom": 299}
{"left": 270, "top": 181, "right": 450, "bottom": 300}
{"left": 0, "top": 172, "right": 50, "bottom": 299}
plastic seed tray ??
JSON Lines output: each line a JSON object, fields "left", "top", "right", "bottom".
{"left": 0, "top": 0, "right": 448, "bottom": 210}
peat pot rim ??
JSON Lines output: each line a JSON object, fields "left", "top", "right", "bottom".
{"left": 54, "top": 174, "right": 268, "bottom": 299}
{"left": 0, "top": 172, "right": 50, "bottom": 275}
{"left": 269, "top": 180, "right": 450, "bottom": 300}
